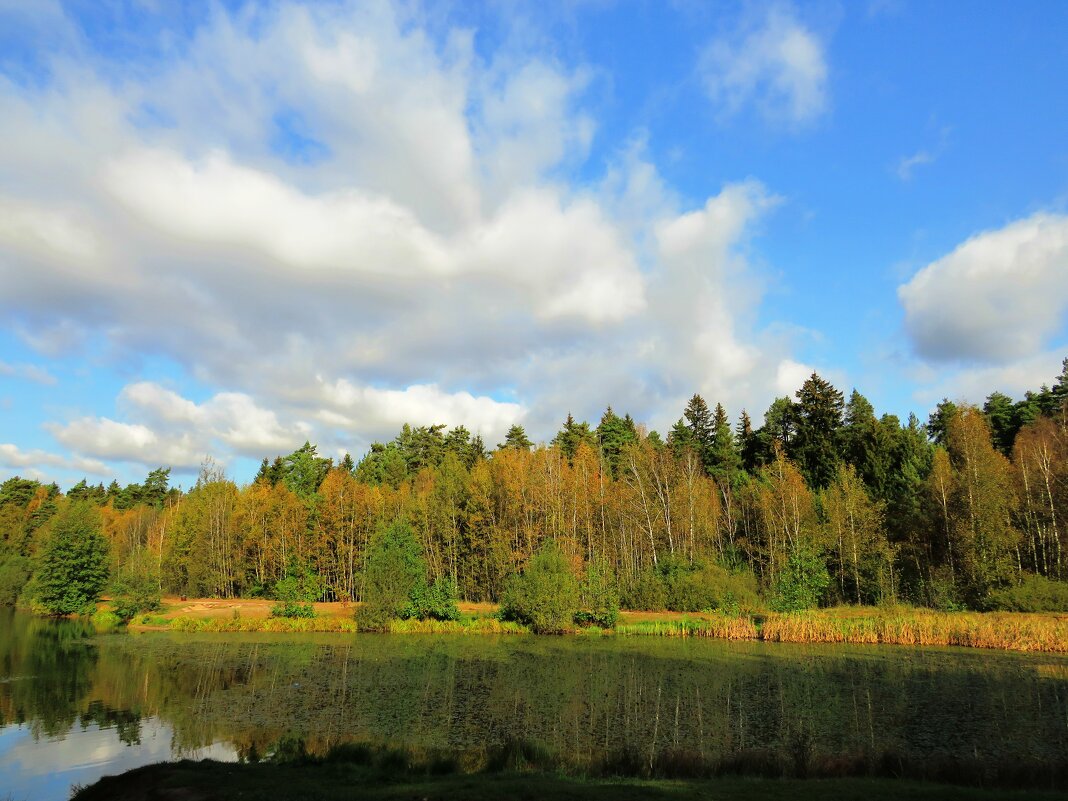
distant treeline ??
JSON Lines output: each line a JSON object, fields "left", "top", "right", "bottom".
{"left": 2, "top": 359, "right": 1067, "bottom": 614}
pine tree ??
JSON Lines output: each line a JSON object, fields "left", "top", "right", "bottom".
{"left": 791, "top": 373, "right": 844, "bottom": 490}
{"left": 551, "top": 414, "right": 595, "bottom": 461}
{"left": 498, "top": 424, "right": 533, "bottom": 451}
{"left": 596, "top": 407, "right": 636, "bottom": 477}
{"left": 736, "top": 410, "right": 760, "bottom": 473}
{"left": 683, "top": 394, "right": 714, "bottom": 470}
{"left": 983, "top": 391, "right": 1016, "bottom": 456}
{"left": 707, "top": 402, "right": 741, "bottom": 480}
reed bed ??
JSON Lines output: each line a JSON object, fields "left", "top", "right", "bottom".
{"left": 761, "top": 609, "right": 1068, "bottom": 652}
{"left": 385, "top": 617, "right": 528, "bottom": 635}
{"left": 168, "top": 615, "right": 359, "bottom": 633}
{"left": 615, "top": 615, "right": 759, "bottom": 640}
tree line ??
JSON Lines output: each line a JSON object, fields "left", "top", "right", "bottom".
{"left": 1, "top": 359, "right": 1067, "bottom": 617}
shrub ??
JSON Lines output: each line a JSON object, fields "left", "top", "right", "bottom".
{"left": 576, "top": 557, "right": 619, "bottom": 628}
{"left": 623, "top": 556, "right": 760, "bottom": 614}
{"left": 403, "top": 576, "right": 461, "bottom": 621}
{"left": 270, "top": 600, "right": 317, "bottom": 618}
{"left": 987, "top": 574, "right": 1068, "bottom": 612}
{"left": 499, "top": 541, "right": 580, "bottom": 634}
{"left": 620, "top": 567, "right": 667, "bottom": 611}
{"left": 356, "top": 520, "right": 426, "bottom": 631}
{"left": 771, "top": 545, "right": 830, "bottom": 612}
{"left": 109, "top": 549, "right": 162, "bottom": 621}
{"left": 270, "top": 558, "right": 323, "bottom": 619}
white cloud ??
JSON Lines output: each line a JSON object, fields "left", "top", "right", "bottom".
{"left": 699, "top": 6, "right": 828, "bottom": 126}
{"left": 0, "top": 1, "right": 821, "bottom": 478}
{"left": 0, "top": 443, "right": 109, "bottom": 478}
{"left": 910, "top": 349, "right": 1067, "bottom": 411}
{"left": 898, "top": 213, "right": 1068, "bottom": 363}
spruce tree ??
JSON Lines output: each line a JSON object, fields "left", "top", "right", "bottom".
{"left": 791, "top": 372, "right": 844, "bottom": 490}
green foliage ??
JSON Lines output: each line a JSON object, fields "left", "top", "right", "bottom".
{"left": 32, "top": 502, "right": 110, "bottom": 616}
{"left": 0, "top": 476, "right": 41, "bottom": 508}
{"left": 270, "top": 561, "right": 323, "bottom": 618}
{"left": 986, "top": 575, "right": 1068, "bottom": 612}
{"left": 270, "top": 600, "right": 317, "bottom": 618}
{"left": 576, "top": 557, "right": 619, "bottom": 628}
{"left": 499, "top": 541, "right": 579, "bottom": 633}
{"left": 621, "top": 558, "right": 760, "bottom": 614}
{"left": 356, "top": 520, "right": 426, "bottom": 631}
{"left": 0, "top": 553, "right": 31, "bottom": 606}
{"left": 771, "top": 545, "right": 830, "bottom": 612}
{"left": 110, "top": 549, "right": 162, "bottom": 621}
{"left": 790, "top": 372, "right": 844, "bottom": 489}
{"left": 498, "top": 424, "right": 533, "bottom": 451}
{"left": 620, "top": 568, "right": 667, "bottom": 611}
{"left": 89, "top": 609, "right": 123, "bottom": 631}
{"left": 282, "top": 442, "right": 333, "bottom": 498}
{"left": 403, "top": 576, "right": 461, "bottom": 621}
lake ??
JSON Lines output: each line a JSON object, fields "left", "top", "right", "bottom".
{"left": 2, "top": 608, "right": 1067, "bottom": 800}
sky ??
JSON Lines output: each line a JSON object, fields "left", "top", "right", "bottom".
{"left": 0, "top": 0, "right": 1066, "bottom": 490}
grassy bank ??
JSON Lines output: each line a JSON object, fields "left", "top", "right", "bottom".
{"left": 70, "top": 758, "right": 1067, "bottom": 801}
{"left": 124, "top": 598, "right": 1068, "bottom": 652}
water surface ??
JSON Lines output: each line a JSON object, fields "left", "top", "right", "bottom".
{"left": 1, "top": 609, "right": 1066, "bottom": 800}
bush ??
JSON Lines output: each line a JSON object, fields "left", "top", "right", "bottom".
{"left": 403, "top": 576, "right": 461, "bottom": 621}
{"left": 110, "top": 549, "right": 162, "bottom": 621}
{"left": 0, "top": 554, "right": 31, "bottom": 607}
{"left": 621, "top": 557, "right": 760, "bottom": 614}
{"left": 270, "top": 558, "right": 323, "bottom": 619}
{"left": 356, "top": 520, "right": 426, "bottom": 631}
{"left": 576, "top": 557, "right": 619, "bottom": 628}
{"left": 620, "top": 567, "right": 667, "bottom": 611}
{"left": 771, "top": 545, "right": 830, "bottom": 612}
{"left": 987, "top": 574, "right": 1068, "bottom": 612}
{"left": 499, "top": 541, "right": 579, "bottom": 634}
{"left": 270, "top": 600, "right": 317, "bottom": 618}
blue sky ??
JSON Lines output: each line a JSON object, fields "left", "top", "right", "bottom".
{"left": 1, "top": 0, "right": 1066, "bottom": 489}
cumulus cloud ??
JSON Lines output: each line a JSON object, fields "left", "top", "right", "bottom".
{"left": 909, "top": 349, "right": 1067, "bottom": 411}
{"left": 0, "top": 1, "right": 817, "bottom": 479}
{"left": 899, "top": 213, "right": 1068, "bottom": 363}
{"left": 699, "top": 6, "right": 828, "bottom": 126}
{"left": 0, "top": 443, "right": 109, "bottom": 479}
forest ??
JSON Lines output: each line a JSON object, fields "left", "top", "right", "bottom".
{"left": 1, "top": 360, "right": 1067, "bottom": 622}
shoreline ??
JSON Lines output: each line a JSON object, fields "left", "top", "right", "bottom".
{"left": 69, "top": 756, "right": 1068, "bottom": 801}
{"left": 108, "top": 597, "right": 1068, "bottom": 653}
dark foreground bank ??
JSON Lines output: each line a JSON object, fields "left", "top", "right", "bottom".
{"left": 71, "top": 761, "right": 1067, "bottom": 801}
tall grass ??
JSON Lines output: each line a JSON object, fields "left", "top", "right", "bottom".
{"left": 385, "top": 617, "right": 528, "bottom": 635}
{"left": 169, "top": 616, "right": 359, "bottom": 633}
{"left": 615, "top": 615, "right": 758, "bottom": 640}
{"left": 762, "top": 609, "right": 1068, "bottom": 652}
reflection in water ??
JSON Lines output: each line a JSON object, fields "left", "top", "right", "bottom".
{"left": 0, "top": 718, "right": 236, "bottom": 801}
{"left": 1, "top": 607, "right": 1067, "bottom": 800}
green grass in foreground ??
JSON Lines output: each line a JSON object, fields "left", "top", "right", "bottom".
{"left": 70, "top": 761, "right": 1066, "bottom": 801}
